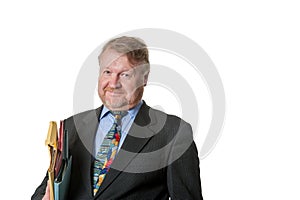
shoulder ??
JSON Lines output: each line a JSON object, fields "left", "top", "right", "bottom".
{"left": 141, "top": 103, "right": 192, "bottom": 138}
{"left": 59, "top": 107, "right": 102, "bottom": 152}
{"left": 144, "top": 103, "right": 190, "bottom": 128}
{"left": 62, "top": 107, "right": 101, "bottom": 134}
{"left": 64, "top": 107, "right": 102, "bottom": 126}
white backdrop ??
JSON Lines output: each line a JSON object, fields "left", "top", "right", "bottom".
{"left": 0, "top": 1, "right": 299, "bottom": 199}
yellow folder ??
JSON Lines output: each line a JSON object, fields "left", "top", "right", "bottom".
{"left": 45, "top": 121, "right": 58, "bottom": 200}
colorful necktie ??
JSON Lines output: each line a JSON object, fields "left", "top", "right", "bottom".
{"left": 93, "top": 111, "right": 127, "bottom": 195}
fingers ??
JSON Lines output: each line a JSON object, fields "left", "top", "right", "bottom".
{"left": 42, "top": 180, "right": 50, "bottom": 200}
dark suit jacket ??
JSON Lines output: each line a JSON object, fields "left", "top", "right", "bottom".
{"left": 32, "top": 102, "right": 203, "bottom": 200}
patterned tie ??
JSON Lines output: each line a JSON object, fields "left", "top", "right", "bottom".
{"left": 93, "top": 111, "right": 127, "bottom": 195}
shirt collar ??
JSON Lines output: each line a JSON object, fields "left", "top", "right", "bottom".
{"left": 100, "top": 100, "right": 143, "bottom": 120}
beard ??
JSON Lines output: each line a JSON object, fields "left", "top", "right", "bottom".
{"left": 104, "top": 96, "right": 129, "bottom": 110}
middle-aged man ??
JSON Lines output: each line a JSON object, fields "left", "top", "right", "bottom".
{"left": 32, "top": 36, "right": 203, "bottom": 199}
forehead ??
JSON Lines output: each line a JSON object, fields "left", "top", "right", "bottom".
{"left": 100, "top": 49, "right": 132, "bottom": 69}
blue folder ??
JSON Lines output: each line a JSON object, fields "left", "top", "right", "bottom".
{"left": 54, "top": 129, "right": 72, "bottom": 200}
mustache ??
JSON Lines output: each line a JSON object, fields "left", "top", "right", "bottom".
{"left": 104, "top": 87, "right": 114, "bottom": 92}
{"left": 104, "top": 87, "right": 125, "bottom": 93}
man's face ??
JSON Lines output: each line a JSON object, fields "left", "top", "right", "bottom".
{"left": 98, "top": 50, "right": 148, "bottom": 111}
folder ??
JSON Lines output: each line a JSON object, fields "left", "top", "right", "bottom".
{"left": 45, "top": 120, "right": 72, "bottom": 200}
{"left": 54, "top": 129, "right": 72, "bottom": 200}
{"left": 45, "top": 121, "right": 58, "bottom": 200}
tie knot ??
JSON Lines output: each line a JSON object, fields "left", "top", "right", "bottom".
{"left": 110, "top": 111, "right": 128, "bottom": 124}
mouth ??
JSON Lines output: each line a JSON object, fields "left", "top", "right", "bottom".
{"left": 107, "top": 91, "right": 123, "bottom": 96}
{"left": 104, "top": 88, "right": 125, "bottom": 96}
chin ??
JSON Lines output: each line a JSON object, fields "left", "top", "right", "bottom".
{"left": 105, "top": 99, "right": 129, "bottom": 110}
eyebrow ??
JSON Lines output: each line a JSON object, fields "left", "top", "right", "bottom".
{"left": 101, "top": 67, "right": 135, "bottom": 73}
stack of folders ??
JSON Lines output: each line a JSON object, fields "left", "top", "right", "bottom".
{"left": 45, "top": 121, "right": 72, "bottom": 200}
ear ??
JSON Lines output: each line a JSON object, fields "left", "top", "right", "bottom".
{"left": 143, "top": 73, "right": 149, "bottom": 86}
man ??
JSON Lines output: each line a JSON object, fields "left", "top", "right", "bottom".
{"left": 32, "top": 36, "right": 203, "bottom": 199}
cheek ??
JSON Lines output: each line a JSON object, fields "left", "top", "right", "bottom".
{"left": 122, "top": 81, "right": 135, "bottom": 92}
{"left": 98, "top": 78, "right": 107, "bottom": 93}
{"left": 123, "top": 81, "right": 141, "bottom": 95}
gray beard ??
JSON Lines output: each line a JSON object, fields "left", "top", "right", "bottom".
{"left": 104, "top": 97, "right": 130, "bottom": 110}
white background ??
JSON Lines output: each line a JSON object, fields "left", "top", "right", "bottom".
{"left": 0, "top": 0, "right": 299, "bottom": 199}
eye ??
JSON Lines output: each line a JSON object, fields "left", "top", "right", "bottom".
{"left": 120, "top": 71, "right": 133, "bottom": 79}
{"left": 120, "top": 73, "right": 130, "bottom": 77}
{"left": 103, "top": 70, "right": 111, "bottom": 75}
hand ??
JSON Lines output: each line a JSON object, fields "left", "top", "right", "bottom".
{"left": 42, "top": 180, "right": 50, "bottom": 200}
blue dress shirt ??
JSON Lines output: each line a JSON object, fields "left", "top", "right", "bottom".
{"left": 94, "top": 101, "right": 143, "bottom": 155}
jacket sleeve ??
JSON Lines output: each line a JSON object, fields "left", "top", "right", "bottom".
{"left": 167, "top": 122, "right": 203, "bottom": 200}
{"left": 31, "top": 172, "right": 48, "bottom": 200}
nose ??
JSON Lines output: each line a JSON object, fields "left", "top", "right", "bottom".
{"left": 109, "top": 74, "right": 121, "bottom": 88}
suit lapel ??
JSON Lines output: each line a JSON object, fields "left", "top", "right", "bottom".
{"left": 73, "top": 107, "right": 102, "bottom": 197}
